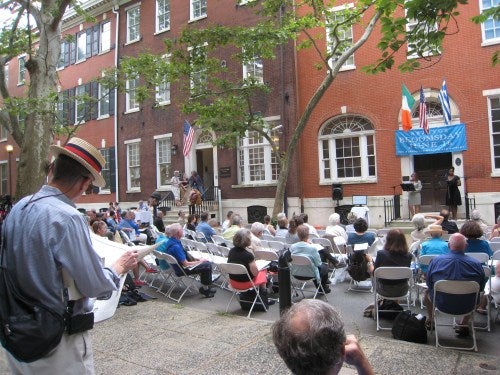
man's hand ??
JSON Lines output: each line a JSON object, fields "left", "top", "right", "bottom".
{"left": 344, "top": 335, "right": 374, "bottom": 375}
{"left": 113, "top": 250, "right": 138, "bottom": 275}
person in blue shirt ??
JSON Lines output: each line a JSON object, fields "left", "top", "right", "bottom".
{"left": 460, "top": 220, "right": 493, "bottom": 258}
{"left": 419, "top": 225, "right": 449, "bottom": 273}
{"left": 196, "top": 211, "right": 216, "bottom": 242}
{"left": 155, "top": 226, "right": 171, "bottom": 270}
{"left": 424, "top": 233, "right": 485, "bottom": 336}
{"left": 347, "top": 218, "right": 375, "bottom": 246}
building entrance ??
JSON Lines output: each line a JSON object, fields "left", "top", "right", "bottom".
{"left": 414, "top": 153, "right": 452, "bottom": 213}
{"left": 196, "top": 148, "right": 214, "bottom": 189}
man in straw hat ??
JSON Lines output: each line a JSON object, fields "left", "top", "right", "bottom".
{"left": 1, "top": 138, "right": 138, "bottom": 373}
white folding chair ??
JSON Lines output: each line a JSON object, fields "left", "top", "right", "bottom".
{"left": 332, "top": 236, "right": 348, "bottom": 254}
{"left": 308, "top": 233, "right": 320, "bottom": 239}
{"left": 194, "top": 231, "right": 208, "bottom": 243}
{"left": 254, "top": 249, "right": 279, "bottom": 262}
{"left": 410, "top": 240, "right": 421, "bottom": 257}
{"left": 152, "top": 250, "right": 175, "bottom": 295}
{"left": 373, "top": 267, "right": 413, "bottom": 331}
{"left": 217, "top": 262, "right": 268, "bottom": 318}
{"left": 317, "top": 229, "right": 326, "bottom": 237}
{"left": 262, "top": 233, "right": 275, "bottom": 241}
{"left": 289, "top": 254, "right": 328, "bottom": 301}
{"left": 433, "top": 280, "right": 480, "bottom": 351}
{"left": 487, "top": 241, "right": 500, "bottom": 253}
{"left": 415, "top": 254, "right": 437, "bottom": 309}
{"left": 465, "top": 252, "right": 490, "bottom": 264}
{"left": 212, "top": 235, "right": 232, "bottom": 248}
{"left": 376, "top": 228, "right": 391, "bottom": 237}
{"left": 259, "top": 239, "right": 269, "bottom": 248}
{"left": 268, "top": 240, "right": 287, "bottom": 254}
{"left": 489, "top": 237, "right": 500, "bottom": 243}
{"left": 161, "top": 253, "right": 198, "bottom": 303}
{"left": 489, "top": 251, "right": 500, "bottom": 323}
{"left": 475, "top": 266, "right": 492, "bottom": 332}
{"left": 312, "top": 237, "right": 337, "bottom": 254}
{"left": 346, "top": 245, "right": 372, "bottom": 293}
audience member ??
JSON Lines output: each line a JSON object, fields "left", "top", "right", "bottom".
{"left": 326, "top": 213, "right": 348, "bottom": 242}
{"left": 424, "top": 233, "right": 486, "bottom": 335}
{"left": 222, "top": 210, "right": 233, "bottom": 232}
{"left": 263, "top": 215, "right": 276, "bottom": 236}
{"left": 165, "top": 223, "right": 217, "bottom": 298}
{"left": 301, "top": 213, "right": 318, "bottom": 237}
{"left": 410, "top": 213, "right": 443, "bottom": 242}
{"left": 185, "top": 214, "right": 197, "bottom": 232}
{"left": 92, "top": 219, "right": 114, "bottom": 241}
{"left": 347, "top": 218, "right": 375, "bottom": 246}
{"left": 275, "top": 215, "right": 289, "bottom": 238}
{"left": 197, "top": 211, "right": 216, "bottom": 242}
{"left": 106, "top": 210, "right": 118, "bottom": 234}
{"left": 460, "top": 220, "right": 493, "bottom": 258}
{"left": 155, "top": 225, "right": 172, "bottom": 270}
{"left": 345, "top": 212, "right": 357, "bottom": 232}
{"left": 439, "top": 208, "right": 459, "bottom": 234}
{"left": 178, "top": 210, "right": 186, "bottom": 226}
{"left": 118, "top": 210, "right": 147, "bottom": 243}
{"left": 249, "top": 221, "right": 265, "bottom": 253}
{"left": 286, "top": 216, "right": 302, "bottom": 244}
{"left": 470, "top": 209, "right": 488, "bottom": 233}
{"left": 290, "top": 225, "right": 330, "bottom": 294}
{"left": 154, "top": 210, "right": 165, "bottom": 233}
{"left": 419, "top": 225, "right": 449, "bottom": 273}
{"left": 222, "top": 213, "right": 243, "bottom": 241}
{"left": 489, "top": 215, "right": 500, "bottom": 240}
{"left": 272, "top": 299, "right": 374, "bottom": 375}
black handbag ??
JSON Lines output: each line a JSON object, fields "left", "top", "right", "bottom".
{"left": 0, "top": 236, "right": 66, "bottom": 363}
{"left": 391, "top": 310, "right": 428, "bottom": 344}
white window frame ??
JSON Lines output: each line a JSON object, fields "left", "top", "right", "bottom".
{"left": 156, "top": 0, "right": 170, "bottom": 34}
{"left": 326, "top": 4, "right": 355, "bottom": 71}
{"left": 237, "top": 119, "right": 280, "bottom": 185}
{"left": 155, "top": 134, "right": 172, "bottom": 189}
{"left": 190, "top": 0, "right": 207, "bottom": 21}
{"left": 125, "top": 139, "right": 141, "bottom": 192}
{"left": 3, "top": 64, "right": 8, "bottom": 86}
{"left": 18, "top": 56, "right": 26, "bottom": 85}
{"left": 76, "top": 31, "right": 86, "bottom": 62}
{"left": 74, "top": 85, "right": 86, "bottom": 124}
{"left": 189, "top": 45, "right": 207, "bottom": 93}
{"left": 480, "top": 0, "right": 500, "bottom": 46}
{"left": 125, "top": 77, "right": 139, "bottom": 113}
{"left": 405, "top": 11, "right": 439, "bottom": 59}
{"left": 100, "top": 21, "right": 111, "bottom": 52}
{"left": 318, "top": 115, "right": 377, "bottom": 184}
{"left": 0, "top": 124, "right": 8, "bottom": 141}
{"left": 126, "top": 5, "right": 141, "bottom": 44}
{"left": 99, "top": 147, "right": 111, "bottom": 192}
{"left": 98, "top": 83, "right": 110, "bottom": 118}
{"left": 242, "top": 54, "right": 264, "bottom": 83}
{"left": 484, "top": 88, "right": 500, "bottom": 176}
{"left": 0, "top": 162, "right": 7, "bottom": 196}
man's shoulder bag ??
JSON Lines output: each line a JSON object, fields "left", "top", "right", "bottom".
{"left": 391, "top": 310, "right": 428, "bottom": 344}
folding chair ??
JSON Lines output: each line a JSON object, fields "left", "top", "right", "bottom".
{"left": 152, "top": 250, "right": 175, "bottom": 295}
{"left": 489, "top": 237, "right": 500, "bottom": 243}
{"left": 260, "top": 239, "right": 269, "bottom": 248}
{"left": 376, "top": 228, "right": 391, "bottom": 237}
{"left": 161, "top": 253, "right": 198, "bottom": 303}
{"left": 346, "top": 245, "right": 372, "bottom": 293}
{"left": 212, "top": 235, "right": 232, "bottom": 248}
{"left": 373, "top": 267, "right": 413, "bottom": 331}
{"left": 309, "top": 233, "right": 320, "bottom": 239}
{"left": 415, "top": 254, "right": 437, "bottom": 309}
{"left": 489, "top": 251, "right": 500, "bottom": 324}
{"left": 465, "top": 252, "right": 490, "bottom": 264}
{"left": 488, "top": 241, "right": 500, "bottom": 253}
{"left": 433, "top": 280, "right": 480, "bottom": 351}
{"left": 194, "top": 231, "right": 208, "bottom": 243}
{"left": 268, "top": 240, "right": 287, "bottom": 254}
{"left": 475, "top": 266, "right": 492, "bottom": 332}
{"left": 262, "top": 233, "right": 275, "bottom": 241}
{"left": 217, "top": 262, "right": 268, "bottom": 318}
{"left": 289, "top": 254, "right": 328, "bottom": 301}
{"left": 317, "top": 229, "right": 326, "bottom": 237}
{"left": 254, "top": 249, "right": 279, "bottom": 262}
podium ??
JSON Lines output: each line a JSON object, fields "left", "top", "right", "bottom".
{"left": 400, "top": 183, "right": 415, "bottom": 192}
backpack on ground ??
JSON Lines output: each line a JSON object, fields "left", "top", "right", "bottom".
{"left": 392, "top": 310, "right": 428, "bottom": 344}
{"left": 347, "top": 251, "right": 370, "bottom": 282}
{"left": 238, "top": 288, "right": 269, "bottom": 312}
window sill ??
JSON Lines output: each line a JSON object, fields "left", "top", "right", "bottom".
{"left": 97, "top": 114, "right": 110, "bottom": 120}
{"left": 17, "top": 82, "right": 25, "bottom": 86}
{"left": 339, "top": 65, "right": 356, "bottom": 72}
{"left": 75, "top": 58, "right": 87, "bottom": 65}
{"left": 126, "top": 189, "right": 141, "bottom": 193}
{"left": 155, "top": 100, "right": 171, "bottom": 107}
{"left": 124, "top": 38, "right": 141, "bottom": 46}
{"left": 98, "top": 49, "right": 111, "bottom": 56}
{"left": 154, "top": 28, "right": 170, "bottom": 36}
{"left": 490, "top": 172, "right": 500, "bottom": 178}
{"left": 231, "top": 182, "right": 278, "bottom": 189}
{"left": 320, "top": 178, "right": 377, "bottom": 185}
{"left": 124, "top": 108, "right": 140, "bottom": 114}
{"left": 481, "top": 39, "right": 500, "bottom": 47}
{"left": 189, "top": 14, "right": 207, "bottom": 23}
{"left": 98, "top": 190, "right": 111, "bottom": 195}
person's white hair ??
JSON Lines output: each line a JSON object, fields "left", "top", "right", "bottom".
{"left": 470, "top": 209, "right": 481, "bottom": 221}
{"left": 411, "top": 214, "right": 425, "bottom": 230}
{"left": 277, "top": 212, "right": 287, "bottom": 221}
{"left": 328, "top": 213, "right": 341, "bottom": 226}
{"left": 251, "top": 221, "right": 265, "bottom": 235}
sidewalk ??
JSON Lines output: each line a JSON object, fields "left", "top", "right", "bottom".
{"left": 1, "top": 299, "right": 498, "bottom": 375}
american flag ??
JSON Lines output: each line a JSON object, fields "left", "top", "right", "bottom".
{"left": 419, "top": 86, "right": 429, "bottom": 134}
{"left": 183, "top": 120, "right": 195, "bottom": 156}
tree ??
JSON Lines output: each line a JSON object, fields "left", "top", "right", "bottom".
{"left": 472, "top": 5, "right": 500, "bottom": 65}
{"left": 0, "top": 0, "right": 72, "bottom": 198}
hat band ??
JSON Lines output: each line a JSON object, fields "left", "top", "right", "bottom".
{"left": 65, "top": 144, "right": 102, "bottom": 173}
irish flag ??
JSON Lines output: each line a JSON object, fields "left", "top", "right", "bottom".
{"left": 401, "top": 84, "right": 415, "bottom": 132}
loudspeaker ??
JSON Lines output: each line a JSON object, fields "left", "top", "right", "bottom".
{"left": 332, "top": 184, "right": 343, "bottom": 200}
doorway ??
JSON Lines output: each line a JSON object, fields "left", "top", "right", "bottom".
{"left": 414, "top": 153, "right": 452, "bottom": 212}
{"left": 196, "top": 148, "right": 214, "bottom": 188}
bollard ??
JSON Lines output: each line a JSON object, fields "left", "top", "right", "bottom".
{"left": 278, "top": 250, "right": 292, "bottom": 315}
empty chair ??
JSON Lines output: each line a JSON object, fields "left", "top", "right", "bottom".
{"left": 217, "top": 262, "right": 268, "bottom": 318}
{"left": 268, "top": 240, "right": 287, "bottom": 254}
{"left": 254, "top": 249, "right": 279, "bottom": 262}
{"left": 475, "top": 266, "right": 492, "bottom": 332}
{"left": 465, "top": 252, "right": 490, "bottom": 264}
{"left": 373, "top": 267, "right": 413, "bottom": 331}
{"left": 433, "top": 280, "right": 480, "bottom": 351}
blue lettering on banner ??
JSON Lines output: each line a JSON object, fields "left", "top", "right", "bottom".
{"left": 395, "top": 124, "right": 467, "bottom": 156}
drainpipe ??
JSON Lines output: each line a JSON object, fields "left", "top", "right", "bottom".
{"left": 112, "top": 3, "right": 120, "bottom": 203}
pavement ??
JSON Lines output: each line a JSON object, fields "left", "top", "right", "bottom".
{"left": 1, "top": 274, "right": 499, "bottom": 375}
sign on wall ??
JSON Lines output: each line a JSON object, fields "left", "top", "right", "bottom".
{"left": 395, "top": 123, "right": 467, "bottom": 156}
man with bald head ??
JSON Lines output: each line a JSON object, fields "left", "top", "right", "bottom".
{"left": 424, "top": 233, "right": 485, "bottom": 336}
{"left": 272, "top": 299, "right": 373, "bottom": 375}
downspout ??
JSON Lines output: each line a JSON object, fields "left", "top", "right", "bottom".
{"left": 112, "top": 3, "right": 120, "bottom": 203}
{"left": 280, "top": 3, "right": 289, "bottom": 217}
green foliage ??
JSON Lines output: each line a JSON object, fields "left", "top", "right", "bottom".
{"left": 471, "top": 4, "right": 499, "bottom": 66}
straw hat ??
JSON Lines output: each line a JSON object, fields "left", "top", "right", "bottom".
{"left": 49, "top": 138, "right": 106, "bottom": 187}
{"left": 425, "top": 224, "right": 444, "bottom": 235}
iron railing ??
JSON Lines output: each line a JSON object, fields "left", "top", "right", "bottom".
{"left": 157, "top": 186, "right": 221, "bottom": 216}
{"left": 465, "top": 194, "right": 476, "bottom": 220}
{"left": 383, "top": 197, "right": 395, "bottom": 227}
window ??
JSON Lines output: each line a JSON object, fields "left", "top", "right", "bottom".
{"left": 100, "top": 21, "right": 111, "bottom": 52}
{"left": 126, "top": 141, "right": 141, "bottom": 190}
{"left": 190, "top": 0, "right": 207, "bottom": 20}
{"left": 74, "top": 85, "right": 86, "bottom": 123}
{"left": 76, "top": 31, "right": 87, "bottom": 61}
{"left": 406, "top": 16, "right": 439, "bottom": 58}
{"left": 238, "top": 127, "right": 279, "bottom": 184}
{"left": 326, "top": 6, "right": 355, "bottom": 70}
{"left": 126, "top": 6, "right": 141, "bottom": 43}
{"left": 55, "top": 91, "right": 67, "bottom": 126}
{"left": 156, "top": 80, "right": 170, "bottom": 105}
{"left": 0, "top": 163, "right": 7, "bottom": 195}
{"left": 98, "top": 83, "right": 110, "bottom": 117}
{"left": 481, "top": 0, "right": 500, "bottom": 43}
{"left": 99, "top": 148, "right": 111, "bottom": 191}
{"left": 156, "top": 137, "right": 172, "bottom": 188}
{"left": 488, "top": 95, "right": 500, "bottom": 171}
{"left": 0, "top": 125, "right": 8, "bottom": 140}
{"left": 243, "top": 55, "right": 264, "bottom": 83}
{"left": 319, "top": 115, "right": 376, "bottom": 182}
{"left": 58, "top": 41, "right": 70, "bottom": 69}
{"left": 18, "top": 56, "right": 26, "bottom": 84}
{"left": 125, "top": 77, "right": 139, "bottom": 112}
{"left": 189, "top": 45, "right": 207, "bottom": 94}
{"left": 3, "top": 64, "right": 8, "bottom": 86}
{"left": 156, "top": 0, "right": 170, "bottom": 33}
